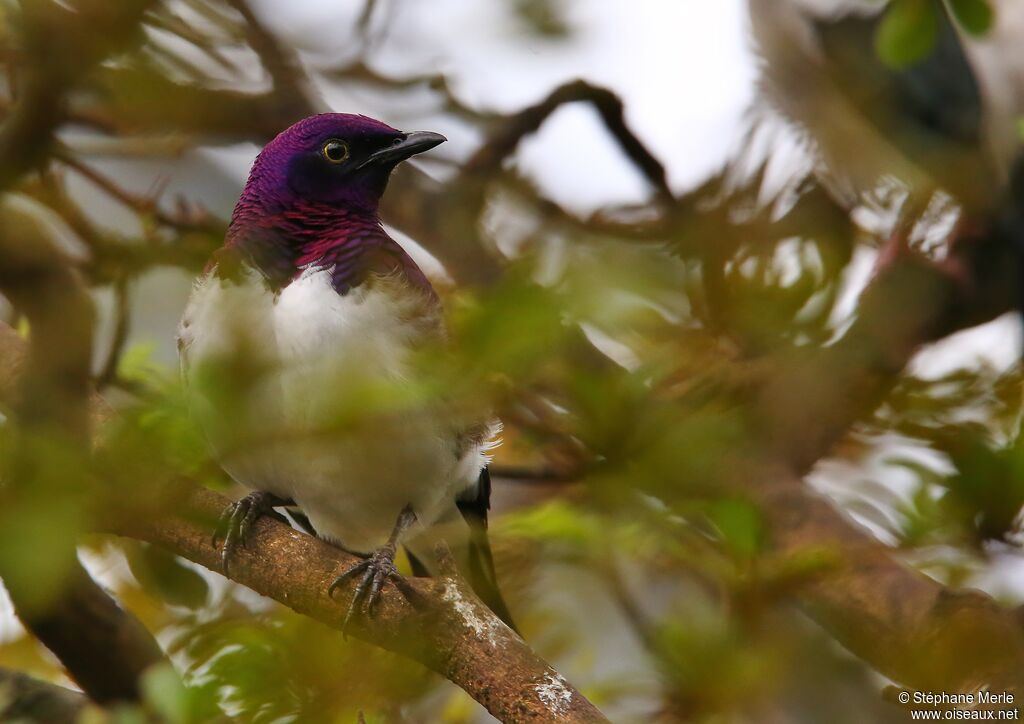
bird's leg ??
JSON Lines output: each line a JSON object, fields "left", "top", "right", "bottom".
{"left": 328, "top": 504, "right": 417, "bottom": 629}
{"left": 213, "top": 491, "right": 294, "bottom": 574}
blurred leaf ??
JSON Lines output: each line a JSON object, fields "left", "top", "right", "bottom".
{"left": 656, "top": 612, "right": 775, "bottom": 717}
{"left": 0, "top": 505, "right": 82, "bottom": 611}
{"left": 899, "top": 480, "right": 948, "bottom": 546}
{"left": 0, "top": 433, "right": 88, "bottom": 612}
{"left": 945, "top": 433, "right": 1024, "bottom": 543}
{"left": 513, "top": 0, "right": 569, "bottom": 37}
{"left": 178, "top": 610, "right": 430, "bottom": 721}
{"left": 704, "top": 499, "right": 764, "bottom": 561}
{"left": 949, "top": 0, "right": 994, "bottom": 35}
{"left": 450, "top": 273, "right": 568, "bottom": 383}
{"left": 500, "top": 500, "right": 604, "bottom": 554}
{"left": 125, "top": 542, "right": 209, "bottom": 609}
{"left": 875, "top": 0, "right": 940, "bottom": 68}
{"left": 141, "top": 664, "right": 190, "bottom": 724}
{"left": 117, "top": 341, "right": 163, "bottom": 385}
{"left": 105, "top": 708, "right": 149, "bottom": 724}
{"left": 0, "top": 632, "right": 65, "bottom": 682}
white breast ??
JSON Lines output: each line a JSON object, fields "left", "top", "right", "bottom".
{"left": 180, "top": 266, "right": 495, "bottom": 552}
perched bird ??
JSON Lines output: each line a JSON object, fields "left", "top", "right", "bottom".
{"left": 178, "top": 113, "right": 514, "bottom": 628}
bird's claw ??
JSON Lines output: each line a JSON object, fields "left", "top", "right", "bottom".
{"left": 213, "top": 491, "right": 289, "bottom": 575}
{"left": 328, "top": 544, "right": 410, "bottom": 630}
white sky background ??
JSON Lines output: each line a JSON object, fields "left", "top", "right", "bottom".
{"left": 5, "top": 0, "right": 1024, "bottom": 711}
{"left": 252, "top": 0, "right": 757, "bottom": 209}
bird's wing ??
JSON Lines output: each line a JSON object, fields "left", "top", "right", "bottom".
{"left": 456, "top": 466, "right": 519, "bottom": 633}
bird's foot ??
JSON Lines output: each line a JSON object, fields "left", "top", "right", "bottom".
{"left": 328, "top": 543, "right": 414, "bottom": 630}
{"left": 327, "top": 540, "right": 415, "bottom": 630}
{"left": 213, "top": 491, "right": 291, "bottom": 575}
{"left": 326, "top": 505, "right": 418, "bottom": 631}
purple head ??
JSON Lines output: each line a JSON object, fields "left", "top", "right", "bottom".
{"left": 220, "top": 114, "right": 445, "bottom": 293}
{"left": 236, "top": 113, "right": 446, "bottom": 217}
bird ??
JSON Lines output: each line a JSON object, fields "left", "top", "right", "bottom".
{"left": 177, "top": 113, "right": 515, "bottom": 629}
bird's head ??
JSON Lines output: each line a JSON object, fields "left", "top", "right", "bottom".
{"left": 239, "top": 113, "right": 446, "bottom": 216}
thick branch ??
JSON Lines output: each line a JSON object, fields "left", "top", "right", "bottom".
{"left": 742, "top": 222, "right": 1024, "bottom": 692}
{"left": 110, "top": 487, "right": 608, "bottom": 723}
{"left": 753, "top": 462, "right": 1024, "bottom": 696}
{"left": 13, "top": 564, "right": 167, "bottom": 705}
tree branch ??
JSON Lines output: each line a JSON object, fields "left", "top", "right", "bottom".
{"left": 0, "top": 210, "right": 166, "bottom": 704}
{"left": 110, "top": 487, "right": 607, "bottom": 723}
{"left": 0, "top": 0, "right": 156, "bottom": 192}
{"left": 753, "top": 462, "right": 1024, "bottom": 696}
{"left": 739, "top": 217, "right": 1024, "bottom": 693}
{"left": 0, "top": 3, "right": 170, "bottom": 701}
{"left": 0, "top": 319, "right": 607, "bottom": 720}
{"left": 462, "top": 79, "right": 672, "bottom": 204}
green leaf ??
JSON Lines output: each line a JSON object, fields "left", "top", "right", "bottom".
{"left": 141, "top": 664, "right": 190, "bottom": 724}
{"left": 126, "top": 542, "right": 209, "bottom": 609}
{"left": 949, "top": 0, "right": 993, "bottom": 35}
{"left": 706, "top": 499, "right": 764, "bottom": 561}
{"left": 117, "top": 341, "right": 163, "bottom": 384}
{"left": 500, "top": 500, "right": 602, "bottom": 551}
{"left": 875, "top": 0, "right": 940, "bottom": 68}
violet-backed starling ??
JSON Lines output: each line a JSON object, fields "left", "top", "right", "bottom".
{"left": 178, "top": 113, "right": 516, "bottom": 630}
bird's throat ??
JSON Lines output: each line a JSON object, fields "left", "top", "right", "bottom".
{"left": 223, "top": 202, "right": 386, "bottom": 292}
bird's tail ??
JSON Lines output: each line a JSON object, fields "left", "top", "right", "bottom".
{"left": 460, "top": 503, "right": 519, "bottom": 633}
{"left": 454, "top": 466, "right": 519, "bottom": 633}
{"left": 404, "top": 526, "right": 519, "bottom": 634}
{"left": 403, "top": 466, "right": 521, "bottom": 632}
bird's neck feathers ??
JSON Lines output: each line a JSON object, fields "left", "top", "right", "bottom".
{"left": 221, "top": 198, "right": 435, "bottom": 300}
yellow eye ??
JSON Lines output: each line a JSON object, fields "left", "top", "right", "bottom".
{"left": 321, "top": 139, "right": 349, "bottom": 164}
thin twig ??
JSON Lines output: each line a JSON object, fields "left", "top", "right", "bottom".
{"left": 53, "top": 150, "right": 217, "bottom": 232}
{"left": 224, "top": 0, "right": 322, "bottom": 114}
{"left": 464, "top": 79, "right": 674, "bottom": 204}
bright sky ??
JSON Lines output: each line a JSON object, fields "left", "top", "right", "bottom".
{"left": 251, "top": 0, "right": 757, "bottom": 213}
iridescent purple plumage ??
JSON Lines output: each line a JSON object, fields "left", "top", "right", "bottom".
{"left": 182, "top": 113, "right": 516, "bottom": 629}
{"left": 219, "top": 113, "right": 438, "bottom": 298}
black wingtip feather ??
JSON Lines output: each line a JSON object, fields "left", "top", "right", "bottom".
{"left": 457, "top": 467, "right": 520, "bottom": 633}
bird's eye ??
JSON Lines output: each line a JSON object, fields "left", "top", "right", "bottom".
{"left": 321, "top": 139, "right": 349, "bottom": 164}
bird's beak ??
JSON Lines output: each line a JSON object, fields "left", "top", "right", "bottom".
{"left": 358, "top": 131, "right": 447, "bottom": 169}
